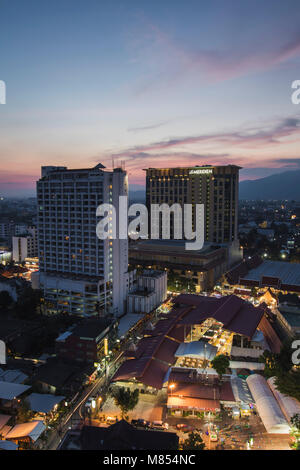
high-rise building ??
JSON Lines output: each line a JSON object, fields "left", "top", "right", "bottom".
{"left": 37, "top": 164, "right": 133, "bottom": 317}
{"left": 145, "top": 165, "right": 240, "bottom": 245}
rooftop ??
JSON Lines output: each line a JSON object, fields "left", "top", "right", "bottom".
{"left": 243, "top": 260, "right": 300, "bottom": 287}
{"left": 0, "top": 381, "right": 31, "bottom": 400}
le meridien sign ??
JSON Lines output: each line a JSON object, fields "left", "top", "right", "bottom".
{"left": 189, "top": 168, "right": 213, "bottom": 175}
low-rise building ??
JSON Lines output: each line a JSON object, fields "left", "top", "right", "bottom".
{"left": 127, "top": 270, "right": 167, "bottom": 313}
{"left": 55, "top": 318, "right": 115, "bottom": 364}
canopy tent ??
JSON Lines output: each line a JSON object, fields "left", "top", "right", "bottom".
{"left": 175, "top": 341, "right": 217, "bottom": 361}
{"left": 267, "top": 376, "right": 300, "bottom": 423}
{"left": 0, "top": 381, "right": 31, "bottom": 400}
{"left": 27, "top": 393, "right": 65, "bottom": 414}
{"left": 246, "top": 374, "right": 290, "bottom": 434}
{"left": 5, "top": 420, "right": 46, "bottom": 442}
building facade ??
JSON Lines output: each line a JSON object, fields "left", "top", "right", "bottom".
{"left": 145, "top": 165, "right": 240, "bottom": 245}
{"left": 37, "top": 164, "right": 132, "bottom": 317}
{"left": 12, "top": 226, "right": 38, "bottom": 263}
{"left": 127, "top": 269, "right": 167, "bottom": 313}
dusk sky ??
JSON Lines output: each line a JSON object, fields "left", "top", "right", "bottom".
{"left": 1, "top": 0, "right": 300, "bottom": 196}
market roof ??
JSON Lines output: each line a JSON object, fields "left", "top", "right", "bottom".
{"left": 175, "top": 341, "right": 217, "bottom": 361}
{"left": 112, "top": 293, "right": 275, "bottom": 389}
{"left": 167, "top": 396, "right": 220, "bottom": 411}
{"left": 0, "top": 440, "right": 18, "bottom": 450}
{"left": 27, "top": 393, "right": 65, "bottom": 414}
{"left": 117, "top": 314, "right": 144, "bottom": 337}
{"left": 0, "top": 381, "right": 31, "bottom": 400}
{"left": 0, "top": 369, "right": 28, "bottom": 384}
{"left": 5, "top": 420, "right": 46, "bottom": 442}
{"left": 243, "top": 260, "right": 300, "bottom": 288}
{"left": 176, "top": 294, "right": 264, "bottom": 339}
{"left": 246, "top": 374, "right": 290, "bottom": 434}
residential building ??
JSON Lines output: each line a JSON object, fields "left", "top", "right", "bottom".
{"left": 12, "top": 226, "right": 38, "bottom": 263}
{"left": 55, "top": 318, "right": 115, "bottom": 364}
{"left": 36, "top": 164, "right": 133, "bottom": 317}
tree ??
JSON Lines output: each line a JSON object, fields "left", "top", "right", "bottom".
{"left": 16, "top": 398, "right": 33, "bottom": 423}
{"left": 259, "top": 339, "right": 294, "bottom": 379}
{"left": 111, "top": 387, "right": 139, "bottom": 419}
{"left": 0, "top": 290, "right": 13, "bottom": 309}
{"left": 275, "top": 368, "right": 300, "bottom": 402}
{"left": 211, "top": 354, "right": 230, "bottom": 381}
{"left": 181, "top": 431, "right": 205, "bottom": 450}
{"left": 290, "top": 413, "right": 300, "bottom": 450}
{"left": 16, "top": 287, "right": 42, "bottom": 318}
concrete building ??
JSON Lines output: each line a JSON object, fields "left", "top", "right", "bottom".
{"left": 145, "top": 165, "right": 240, "bottom": 245}
{"left": 12, "top": 226, "right": 38, "bottom": 263}
{"left": 127, "top": 269, "right": 167, "bottom": 313}
{"left": 37, "top": 164, "right": 133, "bottom": 317}
{"left": 55, "top": 319, "right": 115, "bottom": 364}
{"left": 129, "top": 240, "right": 229, "bottom": 292}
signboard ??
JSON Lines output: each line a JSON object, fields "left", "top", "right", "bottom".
{"left": 104, "top": 337, "right": 108, "bottom": 356}
{"left": 189, "top": 168, "right": 213, "bottom": 175}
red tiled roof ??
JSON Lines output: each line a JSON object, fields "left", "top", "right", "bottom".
{"left": 140, "top": 359, "right": 170, "bottom": 389}
{"left": 177, "top": 294, "right": 264, "bottom": 339}
{"left": 154, "top": 338, "right": 180, "bottom": 364}
{"left": 167, "top": 396, "right": 220, "bottom": 411}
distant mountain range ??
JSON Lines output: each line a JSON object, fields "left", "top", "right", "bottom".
{"left": 239, "top": 169, "right": 300, "bottom": 200}
{"left": 129, "top": 169, "right": 300, "bottom": 202}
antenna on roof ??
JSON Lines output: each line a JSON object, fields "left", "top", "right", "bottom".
{"left": 112, "top": 158, "right": 114, "bottom": 169}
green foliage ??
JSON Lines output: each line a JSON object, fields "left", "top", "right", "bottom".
{"left": 16, "top": 398, "right": 34, "bottom": 423}
{"left": 275, "top": 368, "right": 300, "bottom": 402}
{"left": 111, "top": 387, "right": 139, "bottom": 419}
{"left": 181, "top": 431, "right": 205, "bottom": 450}
{"left": 16, "top": 287, "right": 42, "bottom": 318}
{"left": 211, "top": 354, "right": 230, "bottom": 380}
{"left": 291, "top": 413, "right": 300, "bottom": 431}
{"left": 260, "top": 339, "right": 294, "bottom": 378}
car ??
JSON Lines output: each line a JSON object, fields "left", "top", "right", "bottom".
{"left": 85, "top": 397, "right": 93, "bottom": 408}
{"left": 131, "top": 419, "right": 150, "bottom": 428}
{"left": 176, "top": 423, "right": 188, "bottom": 430}
{"left": 151, "top": 421, "right": 169, "bottom": 430}
{"left": 106, "top": 416, "right": 117, "bottom": 425}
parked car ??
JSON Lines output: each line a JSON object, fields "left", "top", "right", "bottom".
{"left": 131, "top": 419, "right": 150, "bottom": 428}
{"left": 85, "top": 397, "right": 96, "bottom": 408}
{"left": 106, "top": 416, "right": 117, "bottom": 425}
{"left": 176, "top": 423, "right": 188, "bottom": 430}
{"left": 151, "top": 420, "right": 169, "bottom": 430}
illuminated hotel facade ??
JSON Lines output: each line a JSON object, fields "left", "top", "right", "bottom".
{"left": 145, "top": 165, "right": 240, "bottom": 245}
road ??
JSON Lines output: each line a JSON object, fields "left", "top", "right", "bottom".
{"left": 44, "top": 300, "right": 173, "bottom": 450}
{"left": 45, "top": 351, "right": 123, "bottom": 450}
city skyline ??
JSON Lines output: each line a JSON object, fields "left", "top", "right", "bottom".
{"left": 1, "top": 0, "right": 300, "bottom": 196}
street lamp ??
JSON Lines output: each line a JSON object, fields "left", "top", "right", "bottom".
{"left": 169, "top": 383, "right": 176, "bottom": 396}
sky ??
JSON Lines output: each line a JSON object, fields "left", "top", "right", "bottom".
{"left": 1, "top": 0, "right": 300, "bottom": 196}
